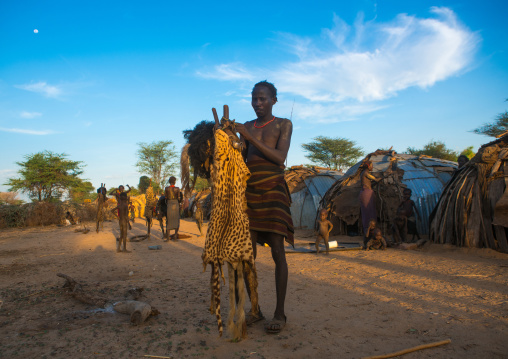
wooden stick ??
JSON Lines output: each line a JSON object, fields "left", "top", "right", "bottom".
{"left": 18, "top": 288, "right": 58, "bottom": 300}
{"left": 143, "top": 355, "right": 172, "bottom": 359}
{"left": 38, "top": 252, "right": 66, "bottom": 258}
{"left": 361, "top": 339, "right": 451, "bottom": 359}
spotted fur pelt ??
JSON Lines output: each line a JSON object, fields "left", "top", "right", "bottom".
{"left": 201, "top": 117, "right": 259, "bottom": 340}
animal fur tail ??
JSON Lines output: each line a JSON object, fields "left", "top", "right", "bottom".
{"left": 245, "top": 260, "right": 260, "bottom": 318}
{"left": 210, "top": 262, "right": 223, "bottom": 337}
{"left": 227, "top": 262, "right": 247, "bottom": 340}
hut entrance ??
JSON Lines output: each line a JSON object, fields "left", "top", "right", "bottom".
{"left": 320, "top": 150, "right": 457, "bottom": 237}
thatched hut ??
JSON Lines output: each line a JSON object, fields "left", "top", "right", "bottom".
{"left": 285, "top": 165, "right": 343, "bottom": 229}
{"left": 319, "top": 150, "right": 457, "bottom": 236}
{"left": 429, "top": 135, "right": 508, "bottom": 252}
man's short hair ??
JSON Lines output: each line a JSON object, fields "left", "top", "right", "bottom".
{"left": 169, "top": 176, "right": 176, "bottom": 184}
{"left": 253, "top": 80, "right": 277, "bottom": 98}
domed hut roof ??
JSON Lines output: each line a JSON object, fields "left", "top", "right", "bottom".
{"left": 430, "top": 134, "right": 508, "bottom": 253}
{"left": 319, "top": 150, "right": 457, "bottom": 236}
{"left": 285, "top": 166, "right": 343, "bottom": 229}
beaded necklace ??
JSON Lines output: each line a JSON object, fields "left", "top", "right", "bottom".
{"left": 254, "top": 116, "right": 275, "bottom": 128}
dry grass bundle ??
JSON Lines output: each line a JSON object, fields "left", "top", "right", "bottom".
{"left": 430, "top": 135, "right": 508, "bottom": 252}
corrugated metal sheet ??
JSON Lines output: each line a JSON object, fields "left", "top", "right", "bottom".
{"left": 402, "top": 177, "right": 445, "bottom": 234}
{"left": 305, "top": 176, "right": 338, "bottom": 208}
{"left": 291, "top": 174, "right": 341, "bottom": 229}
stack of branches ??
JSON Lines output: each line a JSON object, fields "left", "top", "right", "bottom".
{"left": 0, "top": 204, "right": 28, "bottom": 228}
{"left": 181, "top": 121, "right": 215, "bottom": 197}
{"left": 430, "top": 135, "right": 508, "bottom": 253}
{"left": 285, "top": 165, "right": 337, "bottom": 194}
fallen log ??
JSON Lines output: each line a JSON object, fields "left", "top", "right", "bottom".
{"left": 113, "top": 300, "right": 154, "bottom": 325}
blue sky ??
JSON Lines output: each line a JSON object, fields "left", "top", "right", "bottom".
{"left": 1, "top": 0, "right": 507, "bottom": 197}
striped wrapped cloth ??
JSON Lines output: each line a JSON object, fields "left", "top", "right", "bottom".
{"left": 246, "top": 159, "right": 294, "bottom": 246}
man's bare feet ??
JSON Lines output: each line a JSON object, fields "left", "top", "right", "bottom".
{"left": 265, "top": 316, "right": 286, "bottom": 334}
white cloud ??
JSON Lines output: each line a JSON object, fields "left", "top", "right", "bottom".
{"left": 197, "top": 63, "right": 255, "bottom": 81}
{"left": 0, "top": 169, "right": 16, "bottom": 175}
{"left": 0, "top": 127, "right": 55, "bottom": 135}
{"left": 291, "top": 101, "right": 387, "bottom": 123}
{"left": 20, "top": 111, "right": 42, "bottom": 119}
{"left": 198, "top": 7, "right": 480, "bottom": 122}
{"left": 15, "top": 82, "right": 63, "bottom": 98}
{"left": 273, "top": 7, "right": 479, "bottom": 102}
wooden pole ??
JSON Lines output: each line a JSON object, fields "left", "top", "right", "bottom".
{"left": 361, "top": 339, "right": 451, "bottom": 359}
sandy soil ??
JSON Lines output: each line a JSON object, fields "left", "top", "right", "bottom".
{"left": 0, "top": 218, "right": 507, "bottom": 359}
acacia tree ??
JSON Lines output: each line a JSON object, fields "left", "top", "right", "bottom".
{"left": 407, "top": 140, "right": 458, "bottom": 161}
{"left": 460, "top": 146, "right": 475, "bottom": 159}
{"left": 68, "top": 181, "right": 96, "bottom": 202}
{"left": 5, "top": 151, "right": 86, "bottom": 201}
{"left": 301, "top": 136, "right": 364, "bottom": 171}
{"left": 135, "top": 140, "right": 178, "bottom": 190}
{"left": 473, "top": 99, "right": 508, "bottom": 137}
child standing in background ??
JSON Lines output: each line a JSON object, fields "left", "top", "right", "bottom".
{"left": 315, "top": 209, "right": 333, "bottom": 254}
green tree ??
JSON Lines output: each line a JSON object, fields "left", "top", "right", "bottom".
{"left": 135, "top": 140, "right": 178, "bottom": 190}
{"left": 459, "top": 146, "right": 475, "bottom": 159}
{"left": 129, "top": 186, "right": 140, "bottom": 196}
{"left": 138, "top": 176, "right": 151, "bottom": 194}
{"left": 194, "top": 177, "right": 210, "bottom": 191}
{"left": 69, "top": 181, "right": 96, "bottom": 202}
{"left": 407, "top": 140, "right": 458, "bottom": 161}
{"left": 473, "top": 99, "right": 508, "bottom": 137}
{"left": 5, "top": 151, "right": 86, "bottom": 201}
{"left": 138, "top": 176, "right": 162, "bottom": 195}
{"left": 301, "top": 136, "right": 364, "bottom": 171}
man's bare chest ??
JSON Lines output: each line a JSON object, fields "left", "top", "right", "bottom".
{"left": 248, "top": 124, "right": 282, "bottom": 148}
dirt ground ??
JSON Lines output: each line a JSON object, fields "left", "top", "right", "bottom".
{"left": 0, "top": 218, "right": 507, "bottom": 359}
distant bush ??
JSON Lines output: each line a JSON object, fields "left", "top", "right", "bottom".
{"left": 0, "top": 201, "right": 105, "bottom": 229}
